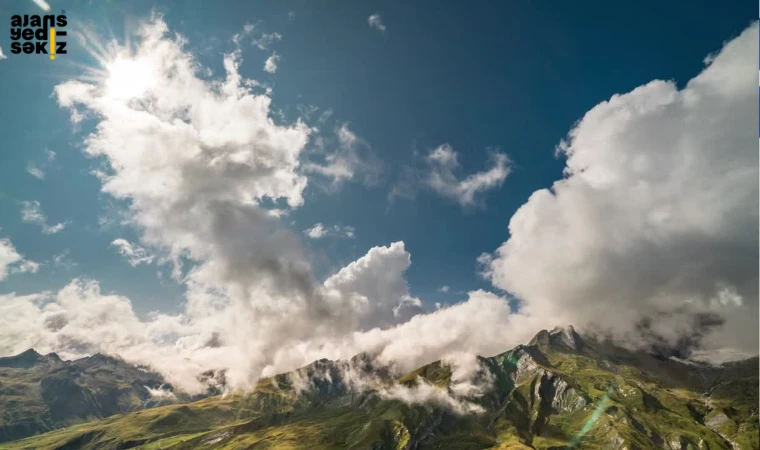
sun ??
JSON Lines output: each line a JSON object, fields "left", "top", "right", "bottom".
{"left": 105, "top": 57, "right": 157, "bottom": 100}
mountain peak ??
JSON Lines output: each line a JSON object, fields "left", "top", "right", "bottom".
{"left": 0, "top": 349, "right": 49, "bottom": 368}
{"left": 529, "top": 325, "right": 584, "bottom": 351}
{"left": 550, "top": 325, "right": 582, "bottom": 350}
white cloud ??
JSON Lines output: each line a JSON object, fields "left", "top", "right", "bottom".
{"left": 368, "top": 14, "right": 386, "bottom": 32}
{"left": 264, "top": 52, "right": 279, "bottom": 73}
{"left": 0, "top": 44, "right": 6, "bottom": 61}
{"left": 54, "top": 18, "right": 318, "bottom": 389}
{"left": 51, "top": 249, "right": 77, "bottom": 270}
{"left": 20, "top": 201, "right": 67, "bottom": 234}
{"left": 303, "top": 123, "right": 382, "bottom": 188}
{"left": 305, "top": 223, "right": 325, "bottom": 238}
{"left": 47, "top": 18, "right": 422, "bottom": 392}
{"left": 425, "top": 145, "right": 511, "bottom": 207}
{"left": 0, "top": 274, "right": 532, "bottom": 396}
{"left": 253, "top": 32, "right": 282, "bottom": 51}
{"left": 233, "top": 23, "right": 281, "bottom": 50}
{"left": 0, "top": 236, "right": 39, "bottom": 281}
{"left": 0, "top": 243, "right": 528, "bottom": 396}
{"left": 304, "top": 223, "right": 355, "bottom": 239}
{"left": 439, "top": 285, "right": 450, "bottom": 293}
{"left": 393, "top": 144, "right": 510, "bottom": 208}
{"left": 26, "top": 164, "right": 45, "bottom": 180}
{"left": 145, "top": 385, "right": 177, "bottom": 400}
{"left": 322, "top": 242, "right": 423, "bottom": 330}
{"left": 26, "top": 149, "right": 56, "bottom": 180}
{"left": 110, "top": 239, "right": 154, "bottom": 266}
{"left": 480, "top": 22, "right": 759, "bottom": 355}
{"left": 380, "top": 376, "right": 484, "bottom": 415}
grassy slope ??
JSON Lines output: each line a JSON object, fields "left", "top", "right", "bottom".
{"left": 1, "top": 338, "right": 757, "bottom": 450}
{"left": 0, "top": 351, "right": 190, "bottom": 444}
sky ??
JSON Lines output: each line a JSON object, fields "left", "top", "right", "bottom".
{"left": 0, "top": 0, "right": 757, "bottom": 392}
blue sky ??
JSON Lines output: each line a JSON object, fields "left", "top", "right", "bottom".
{"left": 0, "top": 0, "right": 755, "bottom": 314}
{"left": 0, "top": 0, "right": 757, "bottom": 379}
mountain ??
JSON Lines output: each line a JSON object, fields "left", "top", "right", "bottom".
{"left": 0, "top": 350, "right": 192, "bottom": 443}
{"left": 0, "top": 326, "right": 757, "bottom": 449}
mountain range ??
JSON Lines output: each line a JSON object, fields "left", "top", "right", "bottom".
{"left": 0, "top": 326, "right": 756, "bottom": 449}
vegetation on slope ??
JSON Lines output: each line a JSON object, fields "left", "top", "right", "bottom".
{"left": 0, "top": 350, "right": 191, "bottom": 443}
{"left": 1, "top": 327, "right": 757, "bottom": 449}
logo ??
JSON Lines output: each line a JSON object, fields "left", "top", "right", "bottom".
{"left": 9, "top": 11, "right": 67, "bottom": 60}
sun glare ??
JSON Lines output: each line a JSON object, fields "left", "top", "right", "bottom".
{"left": 106, "top": 57, "right": 157, "bottom": 100}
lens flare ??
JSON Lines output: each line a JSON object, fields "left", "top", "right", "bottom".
{"left": 570, "top": 388, "right": 612, "bottom": 447}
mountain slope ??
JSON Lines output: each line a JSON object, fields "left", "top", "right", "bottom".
{"left": 0, "top": 350, "right": 192, "bottom": 443}
{"left": 1, "top": 327, "right": 757, "bottom": 449}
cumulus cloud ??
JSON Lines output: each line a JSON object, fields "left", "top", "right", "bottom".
{"left": 264, "top": 52, "right": 279, "bottom": 73}
{"left": 480, "top": 23, "right": 759, "bottom": 355}
{"left": 53, "top": 17, "right": 327, "bottom": 389}
{"left": 110, "top": 239, "right": 154, "bottom": 266}
{"left": 0, "top": 44, "right": 6, "bottom": 61}
{"left": 45, "top": 18, "right": 460, "bottom": 392}
{"left": 303, "top": 123, "right": 382, "bottom": 188}
{"left": 439, "top": 285, "right": 450, "bottom": 293}
{"left": 368, "top": 14, "right": 386, "bottom": 32}
{"left": 323, "top": 242, "right": 423, "bottom": 330}
{"left": 0, "top": 236, "right": 39, "bottom": 281}
{"left": 20, "top": 201, "right": 67, "bottom": 234}
{"left": 304, "top": 223, "right": 355, "bottom": 239}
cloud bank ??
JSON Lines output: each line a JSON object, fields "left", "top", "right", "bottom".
{"left": 480, "top": 22, "right": 759, "bottom": 355}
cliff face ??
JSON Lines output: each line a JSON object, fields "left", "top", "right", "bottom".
{"left": 1, "top": 327, "right": 757, "bottom": 450}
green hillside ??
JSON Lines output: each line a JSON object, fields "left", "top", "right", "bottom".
{"left": 0, "top": 350, "right": 193, "bottom": 443}
{"left": 1, "top": 327, "right": 757, "bottom": 449}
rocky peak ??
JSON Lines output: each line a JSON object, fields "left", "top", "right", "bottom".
{"left": 549, "top": 325, "right": 583, "bottom": 350}
{"left": 529, "top": 325, "right": 584, "bottom": 352}
{"left": 529, "top": 329, "right": 551, "bottom": 347}
{"left": 0, "top": 349, "right": 54, "bottom": 369}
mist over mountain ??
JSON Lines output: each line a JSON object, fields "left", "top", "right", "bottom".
{"left": 0, "top": 350, "right": 197, "bottom": 443}
{"left": 0, "top": 326, "right": 756, "bottom": 449}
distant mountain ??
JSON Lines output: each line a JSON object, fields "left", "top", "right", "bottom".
{"left": 0, "top": 349, "right": 191, "bottom": 443}
{"left": 1, "top": 326, "right": 757, "bottom": 449}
